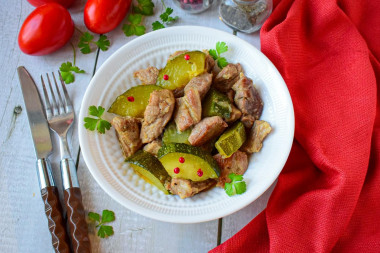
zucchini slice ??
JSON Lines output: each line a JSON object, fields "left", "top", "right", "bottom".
{"left": 126, "top": 150, "right": 171, "bottom": 194}
{"left": 156, "top": 51, "right": 207, "bottom": 90}
{"left": 108, "top": 85, "right": 162, "bottom": 118}
{"left": 202, "top": 89, "right": 232, "bottom": 120}
{"left": 215, "top": 121, "right": 246, "bottom": 158}
{"left": 162, "top": 121, "right": 192, "bottom": 145}
{"left": 158, "top": 143, "right": 220, "bottom": 181}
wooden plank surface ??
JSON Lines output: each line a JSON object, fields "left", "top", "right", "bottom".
{"left": 0, "top": 0, "right": 269, "bottom": 252}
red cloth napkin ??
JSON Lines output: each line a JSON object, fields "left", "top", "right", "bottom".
{"left": 211, "top": 0, "right": 380, "bottom": 252}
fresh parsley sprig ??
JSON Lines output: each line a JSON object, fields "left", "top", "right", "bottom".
{"left": 224, "top": 173, "right": 247, "bottom": 196}
{"left": 152, "top": 7, "right": 178, "bottom": 31}
{"left": 78, "top": 32, "right": 110, "bottom": 54}
{"left": 209, "top": 42, "right": 229, "bottom": 69}
{"left": 60, "top": 62, "right": 85, "bottom": 84}
{"left": 59, "top": 43, "right": 85, "bottom": 84}
{"left": 133, "top": 0, "right": 155, "bottom": 16}
{"left": 84, "top": 106, "right": 111, "bottom": 134}
{"left": 123, "top": 14, "right": 146, "bottom": 37}
{"left": 88, "top": 210, "right": 115, "bottom": 238}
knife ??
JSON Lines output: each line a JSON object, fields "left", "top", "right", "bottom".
{"left": 18, "top": 66, "right": 71, "bottom": 253}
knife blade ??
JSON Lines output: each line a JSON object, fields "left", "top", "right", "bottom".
{"left": 18, "top": 66, "right": 71, "bottom": 253}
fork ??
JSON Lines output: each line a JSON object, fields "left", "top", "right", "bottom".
{"left": 41, "top": 72, "right": 91, "bottom": 253}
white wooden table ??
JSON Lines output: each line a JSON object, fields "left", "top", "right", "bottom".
{"left": 0, "top": 0, "right": 275, "bottom": 252}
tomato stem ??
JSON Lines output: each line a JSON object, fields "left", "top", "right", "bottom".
{"left": 161, "top": 0, "right": 166, "bottom": 9}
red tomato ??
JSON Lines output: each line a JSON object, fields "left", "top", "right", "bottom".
{"left": 84, "top": 0, "right": 132, "bottom": 34}
{"left": 18, "top": 3, "right": 74, "bottom": 56}
{"left": 27, "top": 0, "right": 75, "bottom": 8}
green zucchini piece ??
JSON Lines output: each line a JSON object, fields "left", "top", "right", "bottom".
{"left": 162, "top": 121, "right": 192, "bottom": 145}
{"left": 156, "top": 51, "right": 207, "bottom": 90}
{"left": 126, "top": 150, "right": 171, "bottom": 194}
{"left": 158, "top": 143, "right": 220, "bottom": 181}
{"left": 215, "top": 121, "right": 246, "bottom": 158}
{"left": 108, "top": 85, "right": 162, "bottom": 118}
{"left": 202, "top": 89, "right": 232, "bottom": 120}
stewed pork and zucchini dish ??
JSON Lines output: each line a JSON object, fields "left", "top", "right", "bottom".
{"left": 108, "top": 49, "right": 271, "bottom": 199}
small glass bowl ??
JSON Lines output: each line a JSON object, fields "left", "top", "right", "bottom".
{"left": 173, "top": 0, "right": 215, "bottom": 14}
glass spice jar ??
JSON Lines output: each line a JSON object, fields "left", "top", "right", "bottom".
{"left": 173, "top": 0, "right": 215, "bottom": 14}
{"left": 219, "top": 0, "right": 273, "bottom": 33}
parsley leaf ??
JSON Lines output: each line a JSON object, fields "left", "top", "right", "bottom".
{"left": 78, "top": 32, "right": 110, "bottom": 54}
{"left": 133, "top": 0, "right": 155, "bottom": 16}
{"left": 209, "top": 41, "right": 229, "bottom": 69}
{"left": 78, "top": 32, "right": 93, "bottom": 54}
{"left": 152, "top": 7, "right": 178, "bottom": 31}
{"left": 152, "top": 21, "right": 165, "bottom": 31}
{"left": 59, "top": 61, "right": 85, "bottom": 84}
{"left": 101, "top": 210, "right": 115, "bottom": 223}
{"left": 84, "top": 106, "right": 111, "bottom": 134}
{"left": 123, "top": 14, "right": 146, "bottom": 36}
{"left": 98, "top": 225, "right": 114, "bottom": 238}
{"left": 88, "top": 210, "right": 115, "bottom": 238}
{"left": 88, "top": 212, "right": 100, "bottom": 222}
{"left": 216, "top": 41, "right": 228, "bottom": 54}
{"left": 96, "top": 35, "right": 111, "bottom": 51}
{"left": 224, "top": 173, "right": 247, "bottom": 196}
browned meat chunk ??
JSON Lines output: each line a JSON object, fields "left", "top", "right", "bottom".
{"left": 188, "top": 116, "right": 227, "bottom": 146}
{"left": 167, "top": 178, "right": 216, "bottom": 199}
{"left": 241, "top": 120, "right": 272, "bottom": 153}
{"left": 111, "top": 116, "right": 142, "bottom": 158}
{"left": 141, "top": 89, "right": 175, "bottom": 143}
{"left": 174, "top": 88, "right": 202, "bottom": 131}
{"left": 172, "top": 88, "right": 184, "bottom": 98}
{"left": 143, "top": 139, "right": 162, "bottom": 156}
{"left": 226, "top": 104, "right": 242, "bottom": 123}
{"left": 184, "top": 73, "right": 213, "bottom": 99}
{"left": 133, "top": 66, "right": 159, "bottom": 85}
{"left": 232, "top": 73, "right": 263, "bottom": 128}
{"left": 168, "top": 50, "right": 188, "bottom": 61}
{"left": 213, "top": 64, "right": 242, "bottom": 92}
{"left": 205, "top": 53, "right": 215, "bottom": 73}
{"left": 213, "top": 151, "right": 248, "bottom": 188}
{"left": 226, "top": 89, "right": 235, "bottom": 102}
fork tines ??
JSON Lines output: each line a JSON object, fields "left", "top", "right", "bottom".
{"left": 41, "top": 72, "right": 73, "bottom": 119}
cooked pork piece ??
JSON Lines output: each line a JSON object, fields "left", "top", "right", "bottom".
{"left": 133, "top": 66, "right": 159, "bottom": 85}
{"left": 141, "top": 89, "right": 175, "bottom": 143}
{"left": 232, "top": 73, "right": 263, "bottom": 128}
{"left": 213, "top": 64, "right": 242, "bottom": 92}
{"left": 188, "top": 116, "right": 228, "bottom": 146}
{"left": 167, "top": 178, "right": 216, "bottom": 199}
{"left": 111, "top": 116, "right": 142, "bottom": 158}
{"left": 241, "top": 120, "right": 272, "bottom": 153}
{"left": 143, "top": 139, "right": 162, "bottom": 156}
{"left": 168, "top": 50, "right": 188, "bottom": 61}
{"left": 205, "top": 53, "right": 216, "bottom": 73}
{"left": 173, "top": 87, "right": 184, "bottom": 98}
{"left": 184, "top": 73, "right": 213, "bottom": 99}
{"left": 213, "top": 151, "right": 248, "bottom": 188}
{"left": 174, "top": 98, "right": 193, "bottom": 131}
{"left": 226, "top": 89, "right": 235, "bottom": 102}
{"left": 226, "top": 104, "right": 242, "bottom": 123}
{"left": 183, "top": 87, "right": 202, "bottom": 124}
{"left": 174, "top": 88, "right": 202, "bottom": 131}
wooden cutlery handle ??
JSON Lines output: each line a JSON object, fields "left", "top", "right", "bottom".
{"left": 41, "top": 186, "right": 71, "bottom": 253}
{"left": 64, "top": 187, "right": 91, "bottom": 253}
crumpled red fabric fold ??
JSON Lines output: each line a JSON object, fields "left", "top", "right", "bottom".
{"left": 211, "top": 0, "right": 380, "bottom": 252}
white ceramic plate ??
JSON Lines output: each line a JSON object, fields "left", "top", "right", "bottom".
{"left": 78, "top": 26, "right": 294, "bottom": 223}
